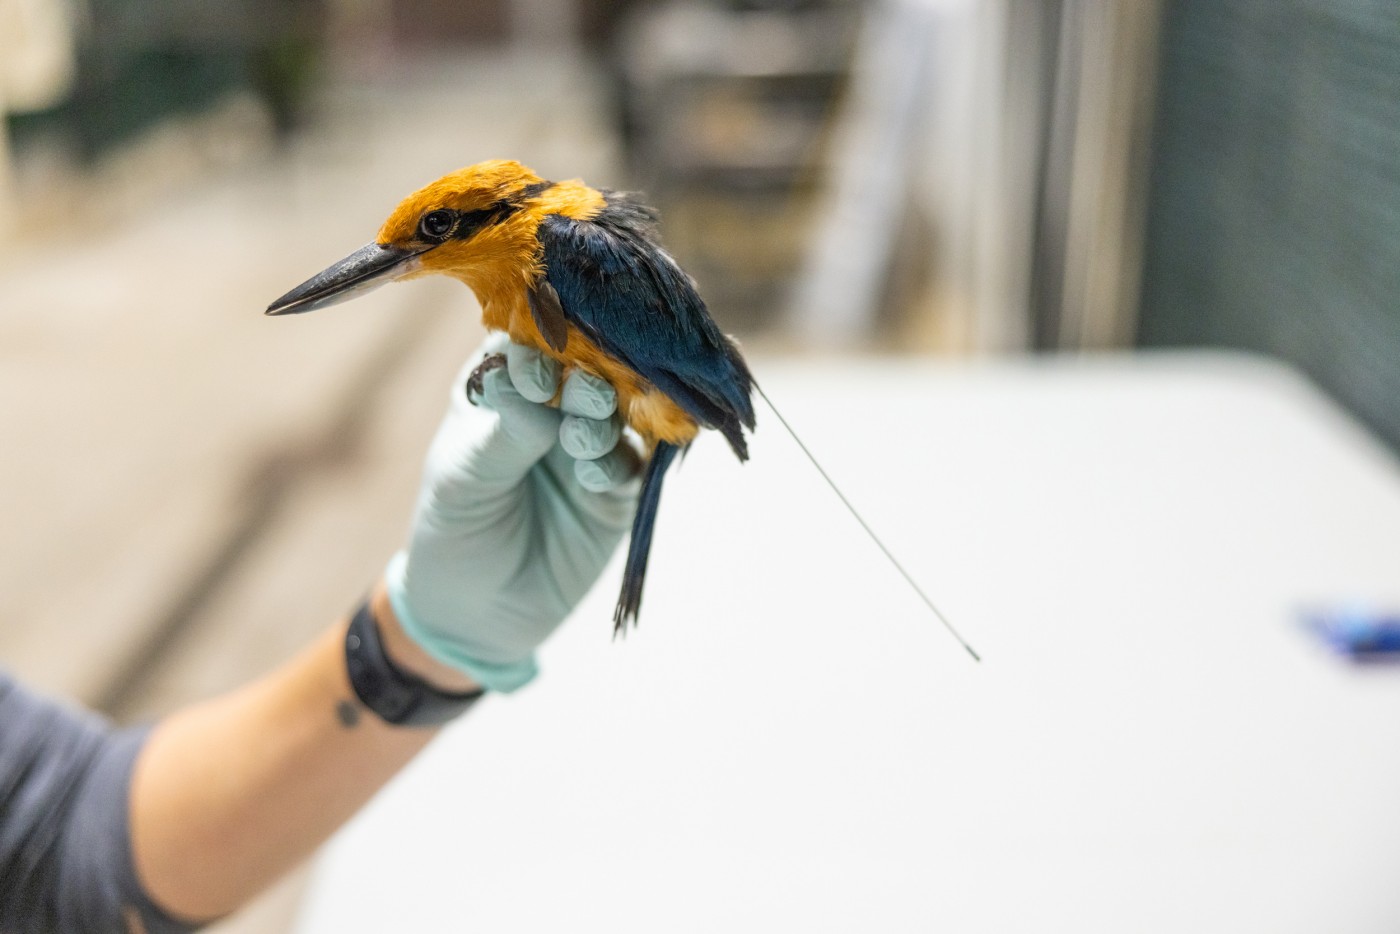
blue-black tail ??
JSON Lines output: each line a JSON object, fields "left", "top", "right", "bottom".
{"left": 614, "top": 440, "right": 682, "bottom": 632}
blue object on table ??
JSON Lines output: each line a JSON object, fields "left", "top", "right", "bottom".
{"left": 1303, "top": 608, "right": 1400, "bottom": 660}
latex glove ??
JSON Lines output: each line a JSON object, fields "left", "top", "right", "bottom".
{"left": 385, "top": 334, "right": 640, "bottom": 692}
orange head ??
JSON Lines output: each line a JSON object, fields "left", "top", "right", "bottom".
{"left": 266, "top": 160, "right": 563, "bottom": 316}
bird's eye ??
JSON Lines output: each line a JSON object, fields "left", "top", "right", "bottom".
{"left": 419, "top": 210, "right": 456, "bottom": 240}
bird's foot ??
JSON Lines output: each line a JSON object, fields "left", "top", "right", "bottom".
{"left": 465, "top": 353, "right": 507, "bottom": 405}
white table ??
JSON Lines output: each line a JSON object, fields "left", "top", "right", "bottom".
{"left": 295, "top": 354, "right": 1400, "bottom": 933}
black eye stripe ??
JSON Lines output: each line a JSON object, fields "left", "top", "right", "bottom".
{"left": 451, "top": 207, "right": 501, "bottom": 239}
{"left": 418, "top": 182, "right": 556, "bottom": 245}
{"left": 445, "top": 201, "right": 523, "bottom": 241}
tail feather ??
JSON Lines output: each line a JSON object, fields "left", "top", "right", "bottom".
{"left": 614, "top": 441, "right": 681, "bottom": 632}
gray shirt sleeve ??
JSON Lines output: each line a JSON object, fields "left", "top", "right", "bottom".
{"left": 0, "top": 670, "right": 193, "bottom": 934}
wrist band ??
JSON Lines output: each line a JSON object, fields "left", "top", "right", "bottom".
{"left": 345, "top": 599, "right": 485, "bottom": 727}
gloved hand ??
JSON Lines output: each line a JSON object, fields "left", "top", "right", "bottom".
{"left": 385, "top": 333, "right": 640, "bottom": 692}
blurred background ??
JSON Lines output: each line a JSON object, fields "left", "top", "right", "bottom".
{"left": 2, "top": 0, "right": 1398, "bottom": 928}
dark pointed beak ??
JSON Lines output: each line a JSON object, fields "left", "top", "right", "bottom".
{"left": 265, "top": 242, "right": 427, "bottom": 316}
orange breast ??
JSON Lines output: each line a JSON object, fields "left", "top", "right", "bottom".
{"left": 460, "top": 180, "right": 701, "bottom": 450}
{"left": 502, "top": 303, "right": 699, "bottom": 449}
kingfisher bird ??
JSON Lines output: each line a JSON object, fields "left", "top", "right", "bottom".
{"left": 266, "top": 160, "right": 755, "bottom": 630}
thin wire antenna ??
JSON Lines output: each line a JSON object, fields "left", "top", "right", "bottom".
{"left": 753, "top": 382, "right": 981, "bottom": 662}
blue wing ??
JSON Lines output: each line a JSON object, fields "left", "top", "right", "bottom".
{"left": 537, "top": 193, "right": 755, "bottom": 459}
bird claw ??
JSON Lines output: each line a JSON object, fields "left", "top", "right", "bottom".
{"left": 465, "top": 352, "right": 507, "bottom": 405}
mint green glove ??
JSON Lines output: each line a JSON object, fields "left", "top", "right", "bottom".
{"left": 385, "top": 334, "right": 640, "bottom": 692}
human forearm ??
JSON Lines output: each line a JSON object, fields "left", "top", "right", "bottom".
{"left": 129, "top": 587, "right": 457, "bottom": 922}
{"left": 127, "top": 335, "right": 635, "bottom": 923}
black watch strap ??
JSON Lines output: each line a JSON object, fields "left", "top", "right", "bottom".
{"left": 344, "top": 599, "right": 485, "bottom": 727}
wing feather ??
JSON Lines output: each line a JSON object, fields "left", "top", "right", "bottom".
{"left": 538, "top": 195, "right": 755, "bottom": 457}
